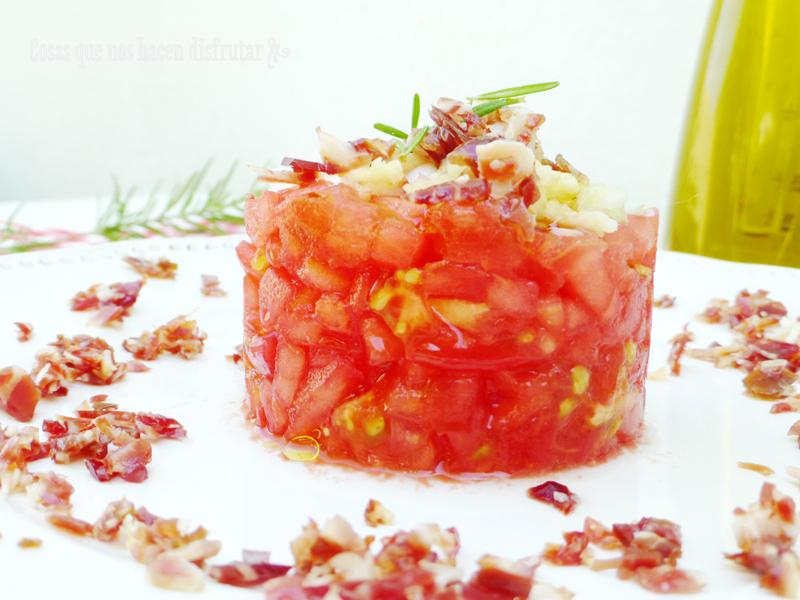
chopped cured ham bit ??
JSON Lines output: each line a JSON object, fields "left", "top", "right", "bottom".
{"left": 42, "top": 397, "right": 185, "bottom": 483}
{"left": 47, "top": 514, "right": 93, "bottom": 536}
{"left": 18, "top": 537, "right": 42, "bottom": 549}
{"left": 737, "top": 462, "right": 775, "bottom": 476}
{"left": 364, "top": 499, "right": 395, "bottom": 527}
{"left": 667, "top": 325, "right": 694, "bottom": 376}
{"left": 0, "top": 425, "right": 50, "bottom": 474}
{"left": 209, "top": 551, "right": 291, "bottom": 588}
{"left": 70, "top": 280, "right": 144, "bottom": 326}
{"left": 147, "top": 554, "right": 207, "bottom": 592}
{"left": 702, "top": 289, "right": 787, "bottom": 327}
{"left": 411, "top": 179, "right": 491, "bottom": 205}
{"left": 743, "top": 359, "right": 797, "bottom": 398}
{"left": 31, "top": 334, "right": 127, "bottom": 396}
{"left": 14, "top": 322, "right": 33, "bottom": 342}
{"left": 123, "top": 315, "right": 206, "bottom": 361}
{"left": 527, "top": 480, "right": 578, "bottom": 515}
{"left": 201, "top": 274, "right": 226, "bottom": 297}
{"left": 467, "top": 554, "right": 536, "bottom": 598}
{"left": 544, "top": 516, "right": 702, "bottom": 594}
{"left": 127, "top": 360, "right": 150, "bottom": 373}
{"left": 291, "top": 516, "right": 368, "bottom": 573}
{"left": 124, "top": 256, "right": 178, "bottom": 279}
{"left": 92, "top": 498, "right": 136, "bottom": 541}
{"left": 653, "top": 294, "right": 676, "bottom": 308}
{"left": 726, "top": 482, "right": 800, "bottom": 597}
{"left": 772, "top": 397, "right": 800, "bottom": 414}
{"left": 87, "top": 439, "right": 152, "bottom": 483}
{"left": 26, "top": 471, "right": 74, "bottom": 512}
{"left": 226, "top": 344, "right": 244, "bottom": 366}
{"left": 0, "top": 366, "right": 41, "bottom": 422}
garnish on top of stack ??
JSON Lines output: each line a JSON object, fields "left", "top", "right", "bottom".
{"left": 258, "top": 82, "right": 639, "bottom": 236}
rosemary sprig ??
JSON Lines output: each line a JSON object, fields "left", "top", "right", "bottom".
{"left": 373, "top": 122, "right": 407, "bottom": 140}
{"left": 95, "top": 161, "right": 253, "bottom": 241}
{"left": 398, "top": 126, "right": 429, "bottom": 156}
{"left": 468, "top": 81, "right": 559, "bottom": 102}
{"left": 411, "top": 93, "right": 420, "bottom": 129}
{"left": 472, "top": 97, "right": 524, "bottom": 117}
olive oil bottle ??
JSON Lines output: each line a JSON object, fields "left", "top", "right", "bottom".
{"left": 669, "top": 0, "right": 800, "bottom": 267}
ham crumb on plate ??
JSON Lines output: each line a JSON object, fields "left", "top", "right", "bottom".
{"left": 123, "top": 256, "right": 178, "bottom": 279}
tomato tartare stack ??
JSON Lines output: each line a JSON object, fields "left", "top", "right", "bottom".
{"left": 238, "top": 87, "right": 657, "bottom": 474}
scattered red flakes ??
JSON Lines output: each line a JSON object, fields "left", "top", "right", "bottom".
{"left": 726, "top": 482, "right": 800, "bottom": 596}
{"left": 654, "top": 294, "right": 676, "bottom": 308}
{"left": 0, "top": 366, "right": 41, "bottom": 422}
{"left": 743, "top": 359, "right": 797, "bottom": 398}
{"left": 200, "top": 274, "right": 226, "bottom": 297}
{"left": 148, "top": 554, "right": 207, "bottom": 592}
{"left": 527, "top": 480, "right": 578, "bottom": 515}
{"left": 47, "top": 513, "right": 93, "bottom": 536}
{"left": 92, "top": 498, "right": 136, "bottom": 541}
{"left": 226, "top": 344, "right": 244, "bottom": 366}
{"left": 127, "top": 360, "right": 150, "bottom": 373}
{"left": 737, "top": 462, "right": 775, "bottom": 477}
{"left": 702, "top": 290, "right": 787, "bottom": 326}
{"left": 87, "top": 439, "right": 152, "bottom": 483}
{"left": 70, "top": 280, "right": 144, "bottom": 326}
{"left": 18, "top": 537, "right": 42, "bottom": 549}
{"left": 364, "top": 498, "right": 395, "bottom": 527}
{"left": 772, "top": 397, "right": 800, "bottom": 414}
{"left": 124, "top": 256, "right": 178, "bottom": 279}
{"left": 265, "top": 515, "right": 543, "bottom": 600}
{"left": 544, "top": 516, "right": 702, "bottom": 594}
{"left": 123, "top": 315, "right": 206, "bottom": 361}
{"left": 28, "top": 471, "right": 74, "bottom": 511}
{"left": 0, "top": 425, "right": 50, "bottom": 473}
{"left": 209, "top": 551, "right": 291, "bottom": 588}
{"left": 42, "top": 396, "right": 185, "bottom": 484}
{"left": 14, "top": 322, "right": 33, "bottom": 342}
{"left": 667, "top": 325, "right": 694, "bottom": 376}
{"left": 543, "top": 531, "right": 589, "bottom": 566}
{"left": 31, "top": 335, "right": 127, "bottom": 397}
{"left": 411, "top": 179, "right": 491, "bottom": 205}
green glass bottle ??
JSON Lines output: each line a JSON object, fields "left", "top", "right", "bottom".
{"left": 669, "top": 0, "right": 800, "bottom": 267}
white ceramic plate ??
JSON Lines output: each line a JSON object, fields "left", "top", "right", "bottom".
{"left": 1, "top": 236, "right": 799, "bottom": 599}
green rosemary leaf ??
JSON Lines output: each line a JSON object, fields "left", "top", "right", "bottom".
{"left": 94, "top": 160, "right": 251, "bottom": 242}
{"left": 411, "top": 93, "right": 421, "bottom": 129}
{"left": 399, "top": 126, "right": 429, "bottom": 156}
{"left": 374, "top": 122, "right": 408, "bottom": 139}
{"left": 468, "top": 81, "right": 559, "bottom": 102}
{"left": 472, "top": 97, "right": 524, "bottom": 117}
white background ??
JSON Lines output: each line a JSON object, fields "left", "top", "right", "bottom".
{"left": 0, "top": 0, "right": 712, "bottom": 224}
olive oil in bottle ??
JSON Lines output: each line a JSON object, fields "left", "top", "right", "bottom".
{"left": 669, "top": 0, "right": 800, "bottom": 267}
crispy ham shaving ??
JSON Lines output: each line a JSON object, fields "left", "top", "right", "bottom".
{"left": 14, "top": 322, "right": 33, "bottom": 342}
{"left": 667, "top": 325, "right": 694, "bottom": 376}
{"left": 200, "top": 274, "right": 226, "bottom": 297}
{"left": 544, "top": 516, "right": 703, "bottom": 594}
{"left": 726, "top": 483, "right": 800, "bottom": 597}
{"left": 31, "top": 335, "right": 127, "bottom": 397}
{"left": 124, "top": 256, "right": 178, "bottom": 279}
{"left": 70, "top": 280, "right": 144, "bottom": 326}
{"left": 123, "top": 315, "right": 206, "bottom": 361}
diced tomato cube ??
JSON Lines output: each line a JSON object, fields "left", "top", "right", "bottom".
{"left": 422, "top": 262, "right": 492, "bottom": 302}
{"left": 286, "top": 359, "right": 361, "bottom": 437}
{"left": 361, "top": 316, "right": 404, "bottom": 366}
{"left": 259, "top": 268, "right": 295, "bottom": 327}
{"left": 315, "top": 294, "right": 351, "bottom": 333}
{"left": 297, "top": 259, "right": 351, "bottom": 293}
{"left": 272, "top": 340, "right": 307, "bottom": 421}
{"left": 245, "top": 190, "right": 280, "bottom": 246}
{"left": 371, "top": 217, "right": 424, "bottom": 268}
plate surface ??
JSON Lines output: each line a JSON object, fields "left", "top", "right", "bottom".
{"left": 0, "top": 236, "right": 799, "bottom": 599}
